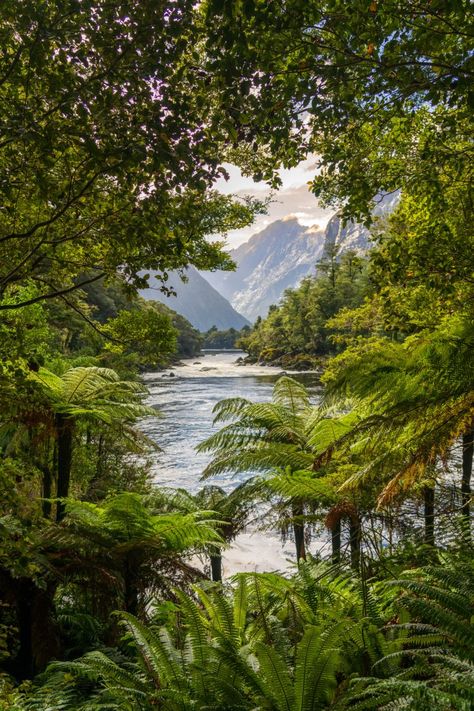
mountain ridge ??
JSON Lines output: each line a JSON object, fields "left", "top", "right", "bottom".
{"left": 139, "top": 266, "right": 250, "bottom": 332}
{"left": 202, "top": 194, "right": 399, "bottom": 322}
{"left": 203, "top": 217, "right": 326, "bottom": 321}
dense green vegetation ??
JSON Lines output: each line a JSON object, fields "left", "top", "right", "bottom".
{"left": 0, "top": 1, "right": 473, "bottom": 709}
{"left": 202, "top": 325, "right": 251, "bottom": 350}
{"left": 238, "top": 249, "right": 370, "bottom": 368}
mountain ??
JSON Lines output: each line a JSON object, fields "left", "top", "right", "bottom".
{"left": 203, "top": 217, "right": 326, "bottom": 321}
{"left": 323, "top": 191, "right": 400, "bottom": 253}
{"left": 139, "top": 266, "right": 250, "bottom": 332}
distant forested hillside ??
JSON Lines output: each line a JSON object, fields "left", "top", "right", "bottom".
{"left": 238, "top": 248, "right": 370, "bottom": 368}
{"left": 58, "top": 277, "right": 202, "bottom": 369}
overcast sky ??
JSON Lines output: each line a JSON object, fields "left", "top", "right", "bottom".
{"left": 214, "top": 159, "right": 335, "bottom": 248}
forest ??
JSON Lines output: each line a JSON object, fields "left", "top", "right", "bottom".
{"left": 0, "top": 1, "right": 473, "bottom": 709}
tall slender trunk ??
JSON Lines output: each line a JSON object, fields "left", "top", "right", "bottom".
{"left": 331, "top": 517, "right": 341, "bottom": 565}
{"left": 7, "top": 578, "right": 59, "bottom": 680}
{"left": 292, "top": 502, "right": 306, "bottom": 562}
{"left": 423, "top": 485, "right": 435, "bottom": 546}
{"left": 461, "top": 427, "right": 474, "bottom": 534}
{"left": 15, "top": 581, "right": 34, "bottom": 679}
{"left": 210, "top": 554, "right": 222, "bottom": 582}
{"left": 42, "top": 464, "right": 52, "bottom": 518}
{"left": 124, "top": 558, "right": 139, "bottom": 616}
{"left": 55, "top": 414, "right": 74, "bottom": 522}
{"left": 96, "top": 433, "right": 104, "bottom": 479}
{"left": 349, "top": 514, "right": 361, "bottom": 571}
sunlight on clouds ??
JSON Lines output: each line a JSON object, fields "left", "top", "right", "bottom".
{"left": 214, "top": 159, "right": 334, "bottom": 248}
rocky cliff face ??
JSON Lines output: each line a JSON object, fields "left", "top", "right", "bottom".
{"left": 203, "top": 217, "right": 326, "bottom": 321}
{"left": 139, "top": 266, "right": 250, "bottom": 332}
{"left": 202, "top": 196, "right": 398, "bottom": 322}
{"left": 323, "top": 191, "right": 400, "bottom": 254}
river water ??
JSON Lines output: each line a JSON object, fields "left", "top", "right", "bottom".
{"left": 140, "top": 351, "right": 326, "bottom": 573}
{"left": 142, "top": 350, "right": 321, "bottom": 493}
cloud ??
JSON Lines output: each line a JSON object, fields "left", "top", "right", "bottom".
{"left": 212, "top": 161, "right": 335, "bottom": 248}
{"left": 227, "top": 183, "right": 334, "bottom": 247}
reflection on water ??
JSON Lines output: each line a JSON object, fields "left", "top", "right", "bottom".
{"left": 141, "top": 351, "right": 321, "bottom": 493}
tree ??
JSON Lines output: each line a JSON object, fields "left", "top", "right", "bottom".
{"left": 0, "top": 490, "right": 221, "bottom": 679}
{"left": 239, "top": 250, "right": 370, "bottom": 364}
{"left": 198, "top": 376, "right": 330, "bottom": 562}
{"left": 149, "top": 482, "right": 261, "bottom": 582}
{"left": 101, "top": 304, "right": 178, "bottom": 369}
{"left": 202, "top": 0, "right": 473, "bottom": 222}
{"left": 194, "top": 481, "right": 260, "bottom": 582}
{"left": 0, "top": 1, "right": 264, "bottom": 312}
{"left": 29, "top": 366, "right": 156, "bottom": 520}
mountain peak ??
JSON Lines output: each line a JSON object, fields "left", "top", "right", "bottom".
{"left": 203, "top": 218, "right": 326, "bottom": 321}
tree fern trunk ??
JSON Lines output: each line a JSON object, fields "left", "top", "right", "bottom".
{"left": 210, "top": 554, "right": 222, "bottom": 582}
{"left": 15, "top": 580, "right": 34, "bottom": 679}
{"left": 42, "top": 464, "right": 52, "bottom": 518}
{"left": 461, "top": 427, "right": 473, "bottom": 533}
{"left": 124, "top": 559, "right": 139, "bottom": 616}
{"left": 55, "top": 414, "right": 74, "bottom": 522}
{"left": 349, "top": 514, "right": 361, "bottom": 570}
{"left": 331, "top": 518, "right": 341, "bottom": 565}
{"left": 292, "top": 502, "right": 306, "bottom": 562}
{"left": 96, "top": 433, "right": 104, "bottom": 479}
{"left": 8, "top": 578, "right": 59, "bottom": 679}
{"left": 423, "top": 485, "right": 435, "bottom": 546}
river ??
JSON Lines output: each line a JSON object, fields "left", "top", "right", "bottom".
{"left": 142, "top": 350, "right": 320, "bottom": 492}
{"left": 140, "top": 351, "right": 326, "bottom": 573}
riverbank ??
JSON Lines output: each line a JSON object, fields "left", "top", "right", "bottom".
{"left": 237, "top": 352, "right": 326, "bottom": 373}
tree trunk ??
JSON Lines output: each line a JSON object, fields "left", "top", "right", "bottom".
{"left": 331, "top": 517, "right": 341, "bottom": 565}
{"left": 55, "top": 414, "right": 74, "bottom": 522}
{"left": 124, "top": 557, "right": 139, "bottom": 616}
{"left": 96, "top": 433, "right": 104, "bottom": 479}
{"left": 349, "top": 514, "right": 361, "bottom": 570}
{"left": 15, "top": 581, "right": 34, "bottom": 679}
{"left": 461, "top": 427, "right": 473, "bottom": 533}
{"left": 4, "top": 577, "right": 59, "bottom": 680}
{"left": 41, "top": 464, "right": 52, "bottom": 518}
{"left": 210, "top": 553, "right": 222, "bottom": 582}
{"left": 423, "top": 484, "right": 435, "bottom": 546}
{"left": 292, "top": 502, "right": 306, "bottom": 562}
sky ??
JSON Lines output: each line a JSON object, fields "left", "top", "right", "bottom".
{"left": 214, "top": 158, "right": 335, "bottom": 248}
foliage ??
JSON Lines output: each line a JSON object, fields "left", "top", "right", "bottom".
{"left": 202, "top": 0, "right": 473, "bottom": 222}
{"left": 0, "top": 0, "right": 268, "bottom": 312}
{"left": 239, "top": 250, "right": 370, "bottom": 363}
{"left": 202, "top": 325, "right": 249, "bottom": 349}
{"left": 0, "top": 3, "right": 473, "bottom": 709}
{"left": 16, "top": 554, "right": 474, "bottom": 710}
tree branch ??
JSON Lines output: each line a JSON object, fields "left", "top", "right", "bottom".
{"left": 0, "top": 272, "right": 105, "bottom": 310}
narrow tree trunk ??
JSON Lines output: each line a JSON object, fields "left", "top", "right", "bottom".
{"left": 210, "top": 554, "right": 222, "bottom": 582}
{"left": 124, "top": 559, "right": 139, "bottom": 616}
{"left": 8, "top": 578, "right": 59, "bottom": 680}
{"left": 42, "top": 464, "right": 52, "bottom": 518}
{"left": 461, "top": 427, "right": 474, "bottom": 533}
{"left": 423, "top": 485, "right": 435, "bottom": 546}
{"left": 55, "top": 414, "right": 74, "bottom": 522}
{"left": 331, "top": 517, "right": 341, "bottom": 565}
{"left": 96, "top": 433, "right": 104, "bottom": 479}
{"left": 349, "top": 514, "right": 361, "bottom": 570}
{"left": 15, "top": 581, "right": 34, "bottom": 679}
{"left": 292, "top": 502, "right": 306, "bottom": 562}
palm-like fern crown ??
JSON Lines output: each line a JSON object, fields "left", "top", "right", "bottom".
{"left": 315, "top": 315, "right": 474, "bottom": 504}
{"left": 198, "top": 376, "right": 318, "bottom": 480}
{"left": 61, "top": 493, "right": 224, "bottom": 554}
{"left": 30, "top": 365, "right": 157, "bottom": 423}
